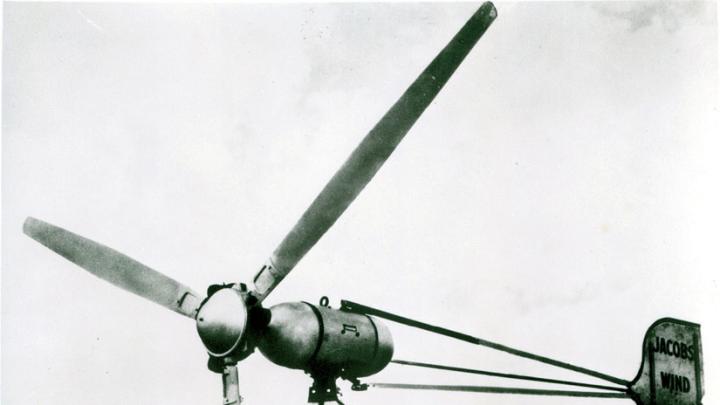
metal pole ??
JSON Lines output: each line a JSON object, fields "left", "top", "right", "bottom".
{"left": 222, "top": 363, "right": 242, "bottom": 404}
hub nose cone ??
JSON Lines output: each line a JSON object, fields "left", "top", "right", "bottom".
{"left": 196, "top": 288, "right": 248, "bottom": 357}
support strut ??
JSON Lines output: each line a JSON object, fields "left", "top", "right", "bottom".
{"left": 341, "top": 299, "right": 629, "bottom": 386}
{"left": 222, "top": 363, "right": 242, "bottom": 405}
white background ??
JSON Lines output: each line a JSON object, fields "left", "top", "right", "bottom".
{"left": 3, "top": 2, "right": 718, "bottom": 405}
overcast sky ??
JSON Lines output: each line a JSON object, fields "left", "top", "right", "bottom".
{"left": 3, "top": 2, "right": 718, "bottom": 405}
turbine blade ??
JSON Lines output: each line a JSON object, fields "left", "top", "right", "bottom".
{"left": 252, "top": 2, "right": 498, "bottom": 301}
{"left": 24, "top": 217, "right": 202, "bottom": 318}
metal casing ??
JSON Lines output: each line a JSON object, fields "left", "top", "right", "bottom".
{"left": 312, "top": 304, "right": 393, "bottom": 377}
{"left": 257, "top": 302, "right": 320, "bottom": 369}
{"left": 258, "top": 302, "right": 393, "bottom": 377}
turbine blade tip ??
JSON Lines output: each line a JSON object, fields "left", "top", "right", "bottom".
{"left": 479, "top": 2, "right": 497, "bottom": 20}
{"left": 23, "top": 216, "right": 42, "bottom": 237}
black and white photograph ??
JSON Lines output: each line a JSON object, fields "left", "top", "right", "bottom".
{"left": 2, "top": 2, "right": 718, "bottom": 404}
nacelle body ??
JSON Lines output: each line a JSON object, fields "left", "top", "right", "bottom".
{"left": 258, "top": 302, "right": 393, "bottom": 378}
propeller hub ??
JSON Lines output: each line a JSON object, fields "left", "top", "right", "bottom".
{"left": 196, "top": 288, "right": 248, "bottom": 357}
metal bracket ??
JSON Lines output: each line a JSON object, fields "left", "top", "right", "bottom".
{"left": 348, "top": 377, "right": 369, "bottom": 392}
{"left": 308, "top": 374, "right": 341, "bottom": 404}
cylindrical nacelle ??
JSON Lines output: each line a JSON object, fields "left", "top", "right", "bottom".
{"left": 258, "top": 302, "right": 393, "bottom": 377}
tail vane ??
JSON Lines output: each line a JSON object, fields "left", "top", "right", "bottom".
{"left": 629, "top": 318, "right": 703, "bottom": 405}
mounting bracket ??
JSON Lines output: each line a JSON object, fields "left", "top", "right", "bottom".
{"left": 308, "top": 373, "right": 343, "bottom": 404}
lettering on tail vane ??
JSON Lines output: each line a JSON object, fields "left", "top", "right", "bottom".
{"left": 629, "top": 318, "right": 703, "bottom": 405}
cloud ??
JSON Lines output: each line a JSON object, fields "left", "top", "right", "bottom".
{"left": 593, "top": 1, "right": 710, "bottom": 32}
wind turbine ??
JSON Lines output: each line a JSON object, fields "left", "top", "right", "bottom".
{"left": 22, "top": 3, "right": 704, "bottom": 404}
